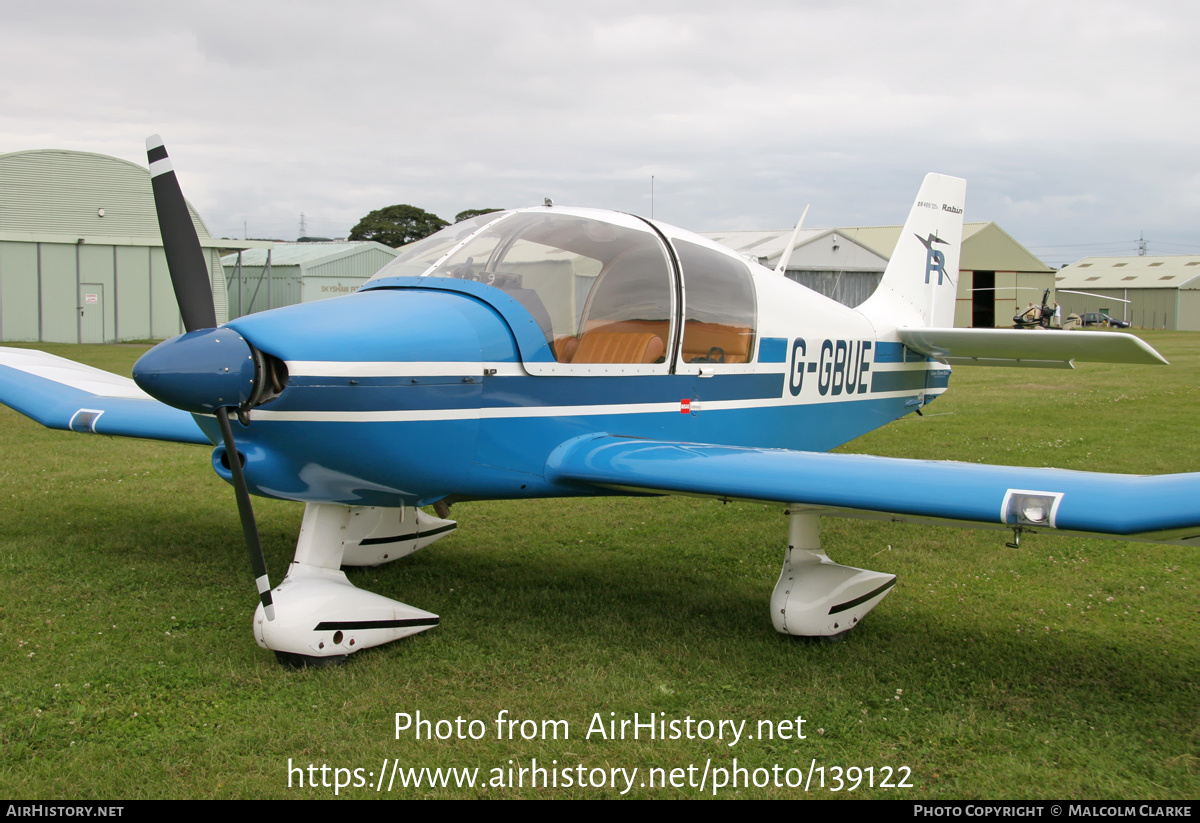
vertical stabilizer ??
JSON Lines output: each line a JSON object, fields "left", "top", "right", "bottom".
{"left": 858, "top": 174, "right": 966, "bottom": 329}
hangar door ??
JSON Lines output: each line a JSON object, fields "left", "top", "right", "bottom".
{"left": 972, "top": 271, "right": 995, "bottom": 328}
{"left": 79, "top": 284, "right": 104, "bottom": 344}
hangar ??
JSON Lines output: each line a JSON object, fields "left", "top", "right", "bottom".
{"left": 222, "top": 242, "right": 399, "bottom": 320}
{"left": 701, "top": 228, "right": 889, "bottom": 308}
{"left": 0, "top": 148, "right": 261, "bottom": 343}
{"left": 706, "top": 222, "right": 1054, "bottom": 328}
{"left": 1055, "top": 256, "right": 1200, "bottom": 330}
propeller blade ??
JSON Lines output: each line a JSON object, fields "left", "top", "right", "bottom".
{"left": 216, "top": 407, "right": 274, "bottom": 621}
{"left": 146, "top": 136, "right": 273, "bottom": 622}
{"left": 146, "top": 135, "right": 217, "bottom": 332}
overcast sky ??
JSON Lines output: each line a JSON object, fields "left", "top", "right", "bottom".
{"left": 2, "top": 0, "right": 1197, "bottom": 266}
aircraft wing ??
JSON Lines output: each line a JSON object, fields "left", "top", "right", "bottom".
{"left": 898, "top": 328, "right": 1168, "bottom": 368}
{"left": 547, "top": 434, "right": 1200, "bottom": 543}
{"left": 0, "top": 347, "right": 211, "bottom": 445}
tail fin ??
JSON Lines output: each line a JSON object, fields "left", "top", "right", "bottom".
{"left": 858, "top": 173, "right": 966, "bottom": 329}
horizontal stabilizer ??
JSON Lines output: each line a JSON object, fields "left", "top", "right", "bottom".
{"left": 0, "top": 347, "right": 211, "bottom": 444}
{"left": 898, "top": 328, "right": 1167, "bottom": 368}
{"left": 547, "top": 434, "right": 1200, "bottom": 541}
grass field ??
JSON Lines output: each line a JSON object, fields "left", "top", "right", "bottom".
{"left": 0, "top": 334, "right": 1196, "bottom": 799}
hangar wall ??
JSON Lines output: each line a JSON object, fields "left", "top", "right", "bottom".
{"left": 1180, "top": 291, "right": 1200, "bottom": 331}
{"left": 0, "top": 239, "right": 226, "bottom": 342}
{"left": 222, "top": 242, "right": 398, "bottom": 320}
{"left": 785, "top": 270, "right": 882, "bottom": 308}
{"left": 1055, "top": 286, "right": 1178, "bottom": 329}
{"left": 0, "top": 149, "right": 254, "bottom": 343}
{"left": 1054, "top": 256, "right": 1200, "bottom": 330}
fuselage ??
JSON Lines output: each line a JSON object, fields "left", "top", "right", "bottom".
{"left": 186, "top": 207, "right": 948, "bottom": 506}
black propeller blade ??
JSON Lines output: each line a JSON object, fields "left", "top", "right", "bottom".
{"left": 145, "top": 134, "right": 274, "bottom": 622}
{"left": 216, "top": 407, "right": 275, "bottom": 620}
{"left": 146, "top": 135, "right": 217, "bottom": 332}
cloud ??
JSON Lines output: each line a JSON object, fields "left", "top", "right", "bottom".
{"left": 1, "top": 0, "right": 1197, "bottom": 257}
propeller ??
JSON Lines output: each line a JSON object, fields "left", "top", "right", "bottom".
{"left": 142, "top": 135, "right": 275, "bottom": 621}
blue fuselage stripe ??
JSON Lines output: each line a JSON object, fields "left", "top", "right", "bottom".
{"left": 873, "top": 342, "right": 906, "bottom": 362}
{"left": 874, "top": 342, "right": 930, "bottom": 363}
{"left": 268, "top": 373, "right": 788, "bottom": 413}
{"left": 871, "top": 370, "right": 927, "bottom": 393}
{"left": 758, "top": 337, "right": 788, "bottom": 363}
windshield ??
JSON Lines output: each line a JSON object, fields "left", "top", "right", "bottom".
{"left": 367, "top": 211, "right": 509, "bottom": 281}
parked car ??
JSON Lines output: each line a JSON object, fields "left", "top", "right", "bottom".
{"left": 1080, "top": 312, "right": 1130, "bottom": 329}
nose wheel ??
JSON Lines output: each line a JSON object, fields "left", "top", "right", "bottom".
{"left": 253, "top": 503, "right": 454, "bottom": 665}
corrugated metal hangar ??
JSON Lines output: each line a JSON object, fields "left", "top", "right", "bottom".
{"left": 707, "top": 222, "right": 1054, "bottom": 328}
{"left": 221, "top": 242, "right": 399, "bottom": 320}
{"left": 0, "top": 149, "right": 262, "bottom": 343}
{"left": 1055, "top": 256, "right": 1200, "bottom": 330}
{"left": 701, "top": 228, "right": 890, "bottom": 307}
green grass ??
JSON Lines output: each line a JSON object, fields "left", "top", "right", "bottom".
{"left": 0, "top": 334, "right": 1195, "bottom": 799}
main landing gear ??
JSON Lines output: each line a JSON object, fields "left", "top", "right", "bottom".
{"left": 771, "top": 509, "right": 896, "bottom": 641}
{"left": 253, "top": 503, "right": 455, "bottom": 666}
{"left": 255, "top": 504, "right": 895, "bottom": 664}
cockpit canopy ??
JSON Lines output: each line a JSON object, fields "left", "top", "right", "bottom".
{"left": 366, "top": 208, "right": 757, "bottom": 367}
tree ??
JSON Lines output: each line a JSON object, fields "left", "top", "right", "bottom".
{"left": 348, "top": 205, "right": 449, "bottom": 247}
{"left": 454, "top": 208, "right": 504, "bottom": 224}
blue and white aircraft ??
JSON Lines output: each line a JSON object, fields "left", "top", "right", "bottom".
{"left": 0, "top": 138, "right": 1191, "bottom": 665}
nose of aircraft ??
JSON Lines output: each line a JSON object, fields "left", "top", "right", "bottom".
{"left": 133, "top": 328, "right": 258, "bottom": 414}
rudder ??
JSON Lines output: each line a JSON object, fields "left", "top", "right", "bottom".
{"left": 859, "top": 173, "right": 966, "bottom": 329}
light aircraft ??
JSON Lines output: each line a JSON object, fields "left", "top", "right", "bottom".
{"left": 1013, "top": 288, "right": 1056, "bottom": 329}
{"left": 0, "top": 138, "right": 1192, "bottom": 666}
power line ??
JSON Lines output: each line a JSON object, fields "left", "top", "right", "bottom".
{"left": 1026, "top": 240, "right": 1140, "bottom": 250}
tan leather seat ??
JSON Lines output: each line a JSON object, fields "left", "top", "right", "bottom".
{"left": 554, "top": 335, "right": 580, "bottom": 363}
{"left": 571, "top": 331, "right": 665, "bottom": 364}
{"left": 682, "top": 322, "right": 753, "bottom": 363}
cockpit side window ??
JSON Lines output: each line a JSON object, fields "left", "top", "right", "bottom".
{"left": 572, "top": 244, "right": 673, "bottom": 364}
{"left": 675, "top": 239, "right": 757, "bottom": 364}
{"left": 427, "top": 212, "right": 674, "bottom": 366}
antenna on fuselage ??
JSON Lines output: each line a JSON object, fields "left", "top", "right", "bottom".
{"left": 774, "top": 204, "right": 811, "bottom": 275}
